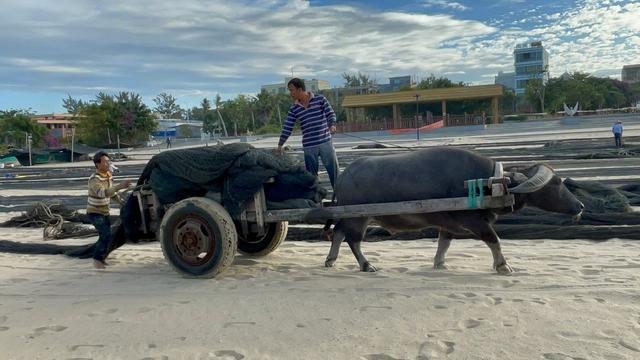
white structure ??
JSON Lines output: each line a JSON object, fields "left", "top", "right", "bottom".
{"left": 622, "top": 64, "right": 640, "bottom": 83}
{"left": 514, "top": 41, "right": 549, "bottom": 95}
{"left": 494, "top": 71, "right": 515, "bottom": 90}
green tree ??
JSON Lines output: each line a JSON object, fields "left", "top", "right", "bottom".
{"left": 153, "top": 92, "right": 183, "bottom": 119}
{"left": 523, "top": 65, "right": 549, "bottom": 113}
{"left": 75, "top": 92, "right": 156, "bottom": 146}
{"left": 342, "top": 72, "right": 377, "bottom": 88}
{"left": 0, "top": 109, "right": 48, "bottom": 147}
{"left": 200, "top": 98, "right": 220, "bottom": 135}
{"left": 75, "top": 102, "right": 111, "bottom": 145}
{"left": 115, "top": 92, "right": 157, "bottom": 143}
{"left": 218, "top": 95, "right": 253, "bottom": 136}
{"left": 542, "top": 72, "right": 637, "bottom": 112}
{"left": 61, "top": 95, "right": 85, "bottom": 115}
{"left": 415, "top": 74, "right": 465, "bottom": 90}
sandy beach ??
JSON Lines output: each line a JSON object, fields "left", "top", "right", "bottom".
{"left": 1, "top": 211, "right": 640, "bottom": 359}
{"left": 2, "top": 119, "right": 640, "bottom": 359}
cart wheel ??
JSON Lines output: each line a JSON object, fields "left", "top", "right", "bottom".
{"left": 237, "top": 221, "right": 288, "bottom": 257}
{"left": 159, "top": 197, "right": 237, "bottom": 278}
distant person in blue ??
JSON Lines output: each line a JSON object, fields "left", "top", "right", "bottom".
{"left": 277, "top": 77, "right": 340, "bottom": 190}
{"left": 166, "top": 136, "right": 172, "bottom": 149}
{"left": 612, "top": 120, "right": 623, "bottom": 148}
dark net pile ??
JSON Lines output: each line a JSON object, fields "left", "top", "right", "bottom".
{"left": 1, "top": 138, "right": 640, "bottom": 258}
{"left": 0, "top": 143, "right": 326, "bottom": 257}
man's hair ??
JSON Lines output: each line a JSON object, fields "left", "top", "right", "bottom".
{"left": 93, "top": 151, "right": 110, "bottom": 167}
{"left": 287, "top": 77, "right": 305, "bottom": 91}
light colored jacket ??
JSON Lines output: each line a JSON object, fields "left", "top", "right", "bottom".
{"left": 87, "top": 171, "right": 123, "bottom": 216}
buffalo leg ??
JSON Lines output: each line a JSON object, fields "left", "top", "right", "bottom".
{"left": 347, "top": 240, "right": 377, "bottom": 272}
{"left": 433, "top": 230, "right": 453, "bottom": 269}
{"left": 325, "top": 220, "right": 345, "bottom": 267}
{"left": 345, "top": 218, "right": 375, "bottom": 272}
{"left": 465, "top": 220, "right": 513, "bottom": 274}
{"left": 328, "top": 218, "right": 375, "bottom": 272}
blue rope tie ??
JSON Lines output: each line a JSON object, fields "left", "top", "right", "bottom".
{"left": 467, "top": 179, "right": 485, "bottom": 209}
{"left": 467, "top": 180, "right": 476, "bottom": 208}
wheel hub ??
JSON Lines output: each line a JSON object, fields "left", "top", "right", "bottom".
{"left": 173, "top": 215, "right": 215, "bottom": 265}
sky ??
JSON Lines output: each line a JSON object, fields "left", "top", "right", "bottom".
{"left": 0, "top": 0, "right": 639, "bottom": 114}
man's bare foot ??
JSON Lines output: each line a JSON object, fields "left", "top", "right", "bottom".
{"left": 93, "top": 260, "right": 106, "bottom": 269}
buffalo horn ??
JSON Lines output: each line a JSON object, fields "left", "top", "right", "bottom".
{"left": 508, "top": 165, "right": 554, "bottom": 193}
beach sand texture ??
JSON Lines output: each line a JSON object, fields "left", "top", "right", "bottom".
{"left": 1, "top": 213, "right": 639, "bottom": 359}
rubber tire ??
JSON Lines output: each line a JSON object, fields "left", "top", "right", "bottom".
{"left": 159, "top": 197, "right": 237, "bottom": 278}
{"left": 237, "top": 221, "right": 288, "bottom": 257}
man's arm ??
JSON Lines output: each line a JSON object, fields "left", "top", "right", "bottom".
{"left": 321, "top": 96, "right": 337, "bottom": 134}
{"left": 277, "top": 108, "right": 297, "bottom": 153}
{"left": 110, "top": 180, "right": 131, "bottom": 206}
{"left": 322, "top": 97, "right": 336, "bottom": 127}
{"left": 90, "top": 178, "right": 130, "bottom": 199}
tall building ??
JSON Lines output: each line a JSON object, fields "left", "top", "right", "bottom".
{"left": 494, "top": 71, "right": 515, "bottom": 90}
{"left": 260, "top": 78, "right": 329, "bottom": 95}
{"left": 622, "top": 64, "right": 640, "bottom": 83}
{"left": 514, "top": 41, "right": 549, "bottom": 95}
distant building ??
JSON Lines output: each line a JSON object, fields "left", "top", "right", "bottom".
{"left": 514, "top": 41, "right": 549, "bottom": 95}
{"left": 153, "top": 119, "right": 203, "bottom": 138}
{"left": 494, "top": 71, "right": 515, "bottom": 90}
{"left": 261, "top": 77, "right": 329, "bottom": 95}
{"left": 261, "top": 82, "right": 287, "bottom": 95}
{"left": 380, "top": 75, "right": 415, "bottom": 92}
{"left": 622, "top": 64, "right": 640, "bottom": 83}
{"left": 31, "top": 113, "right": 75, "bottom": 139}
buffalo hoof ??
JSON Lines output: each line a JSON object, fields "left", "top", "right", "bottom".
{"left": 361, "top": 262, "right": 377, "bottom": 272}
{"left": 495, "top": 263, "right": 514, "bottom": 275}
{"left": 325, "top": 258, "right": 336, "bottom": 268}
{"left": 433, "top": 262, "right": 449, "bottom": 270}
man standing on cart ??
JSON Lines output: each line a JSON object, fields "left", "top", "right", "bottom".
{"left": 276, "top": 77, "right": 340, "bottom": 190}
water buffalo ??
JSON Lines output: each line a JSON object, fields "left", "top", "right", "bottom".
{"left": 324, "top": 147, "right": 584, "bottom": 274}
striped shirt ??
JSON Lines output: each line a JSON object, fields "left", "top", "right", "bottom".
{"left": 87, "top": 171, "right": 122, "bottom": 216}
{"left": 278, "top": 92, "right": 336, "bottom": 148}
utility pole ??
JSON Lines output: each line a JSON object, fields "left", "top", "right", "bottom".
{"left": 27, "top": 133, "right": 32, "bottom": 166}
{"left": 71, "top": 127, "right": 75, "bottom": 163}
{"left": 276, "top": 106, "right": 282, "bottom": 126}
{"left": 415, "top": 94, "right": 420, "bottom": 141}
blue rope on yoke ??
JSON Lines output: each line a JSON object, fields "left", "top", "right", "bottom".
{"left": 467, "top": 179, "right": 485, "bottom": 209}
{"left": 467, "top": 180, "right": 476, "bottom": 208}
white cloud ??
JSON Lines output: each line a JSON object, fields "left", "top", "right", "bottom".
{"left": 0, "top": 0, "right": 638, "bottom": 110}
{"left": 421, "top": 0, "right": 469, "bottom": 11}
{"left": 2, "top": 58, "right": 98, "bottom": 74}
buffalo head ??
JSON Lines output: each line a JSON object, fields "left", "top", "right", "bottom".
{"left": 505, "top": 164, "right": 584, "bottom": 220}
